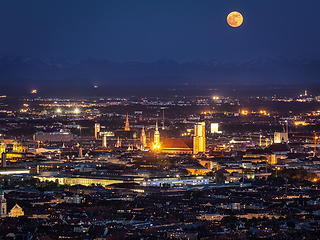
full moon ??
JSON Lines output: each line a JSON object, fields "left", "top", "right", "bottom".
{"left": 227, "top": 11, "right": 243, "bottom": 27}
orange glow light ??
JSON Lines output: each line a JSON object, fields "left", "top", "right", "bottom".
{"left": 153, "top": 143, "right": 161, "bottom": 150}
{"left": 294, "top": 121, "right": 308, "bottom": 126}
{"left": 241, "top": 110, "right": 248, "bottom": 115}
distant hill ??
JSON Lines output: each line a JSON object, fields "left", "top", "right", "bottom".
{"left": 0, "top": 56, "right": 319, "bottom": 85}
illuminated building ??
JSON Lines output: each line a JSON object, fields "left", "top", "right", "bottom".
{"left": 94, "top": 123, "right": 100, "bottom": 139}
{"left": 0, "top": 188, "right": 6, "bottom": 218}
{"left": 140, "top": 126, "right": 147, "bottom": 149}
{"left": 102, "top": 133, "right": 107, "bottom": 147}
{"left": 210, "top": 123, "right": 222, "bottom": 134}
{"left": 193, "top": 122, "right": 206, "bottom": 154}
{"left": 0, "top": 168, "right": 30, "bottom": 175}
{"left": 186, "top": 166, "right": 211, "bottom": 175}
{"left": 115, "top": 114, "right": 137, "bottom": 140}
{"left": 35, "top": 175, "right": 144, "bottom": 187}
{"left": 140, "top": 176, "right": 209, "bottom": 187}
{"left": 153, "top": 121, "right": 160, "bottom": 149}
{"left": 274, "top": 132, "right": 288, "bottom": 143}
{"left": 161, "top": 138, "right": 193, "bottom": 154}
{"left": 12, "top": 142, "right": 27, "bottom": 153}
{"left": 8, "top": 204, "right": 24, "bottom": 218}
{"left": 34, "top": 129, "right": 74, "bottom": 142}
{"left": 267, "top": 154, "right": 279, "bottom": 165}
{"left": 0, "top": 143, "right": 5, "bottom": 157}
{"left": 115, "top": 137, "right": 121, "bottom": 147}
{"left": 125, "top": 113, "right": 130, "bottom": 131}
{"left": 0, "top": 140, "right": 29, "bottom": 160}
{"left": 294, "top": 121, "right": 308, "bottom": 126}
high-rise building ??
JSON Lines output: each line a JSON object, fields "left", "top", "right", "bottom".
{"left": 153, "top": 121, "right": 160, "bottom": 149}
{"left": 193, "top": 122, "right": 206, "bottom": 154}
{"left": 210, "top": 123, "right": 222, "bottom": 134}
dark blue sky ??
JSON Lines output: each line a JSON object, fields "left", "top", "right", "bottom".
{"left": 0, "top": 0, "right": 319, "bottom": 62}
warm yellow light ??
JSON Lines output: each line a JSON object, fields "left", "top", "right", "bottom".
{"left": 31, "top": 90, "right": 37, "bottom": 94}
{"left": 241, "top": 110, "right": 248, "bottom": 115}
{"left": 153, "top": 143, "right": 161, "bottom": 150}
{"left": 74, "top": 108, "right": 80, "bottom": 114}
{"left": 227, "top": 11, "right": 243, "bottom": 28}
{"left": 294, "top": 121, "right": 307, "bottom": 126}
{"left": 57, "top": 108, "right": 61, "bottom": 113}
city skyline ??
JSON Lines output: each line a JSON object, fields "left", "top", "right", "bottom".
{"left": 0, "top": 1, "right": 320, "bottom": 238}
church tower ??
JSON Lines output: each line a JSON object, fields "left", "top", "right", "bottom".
{"left": 115, "top": 137, "right": 121, "bottom": 148}
{"left": 0, "top": 188, "right": 6, "bottom": 218}
{"left": 193, "top": 122, "right": 206, "bottom": 154}
{"left": 140, "top": 126, "right": 147, "bottom": 149}
{"left": 153, "top": 121, "right": 160, "bottom": 149}
{"left": 125, "top": 113, "right": 130, "bottom": 131}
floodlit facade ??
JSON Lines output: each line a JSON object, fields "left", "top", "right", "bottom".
{"left": 153, "top": 121, "right": 160, "bottom": 149}
{"left": 102, "top": 134, "right": 107, "bottom": 147}
{"left": 193, "top": 122, "right": 206, "bottom": 154}
{"left": 140, "top": 176, "right": 209, "bottom": 187}
{"left": 125, "top": 113, "right": 130, "bottom": 131}
{"left": 8, "top": 204, "right": 24, "bottom": 218}
{"left": 274, "top": 132, "right": 288, "bottom": 143}
{"left": 35, "top": 175, "right": 144, "bottom": 187}
{"left": 161, "top": 138, "right": 193, "bottom": 154}
{"left": 210, "top": 123, "right": 222, "bottom": 134}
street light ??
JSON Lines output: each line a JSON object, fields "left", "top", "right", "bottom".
{"left": 276, "top": 167, "right": 280, "bottom": 177}
{"left": 259, "top": 135, "right": 262, "bottom": 147}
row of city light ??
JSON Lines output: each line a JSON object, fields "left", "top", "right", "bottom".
{"left": 241, "top": 110, "right": 270, "bottom": 116}
{"left": 55, "top": 108, "right": 81, "bottom": 114}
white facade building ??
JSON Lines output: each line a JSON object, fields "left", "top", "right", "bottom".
{"left": 140, "top": 176, "right": 209, "bottom": 187}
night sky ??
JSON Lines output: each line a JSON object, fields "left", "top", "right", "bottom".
{"left": 0, "top": 0, "right": 319, "bottom": 63}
